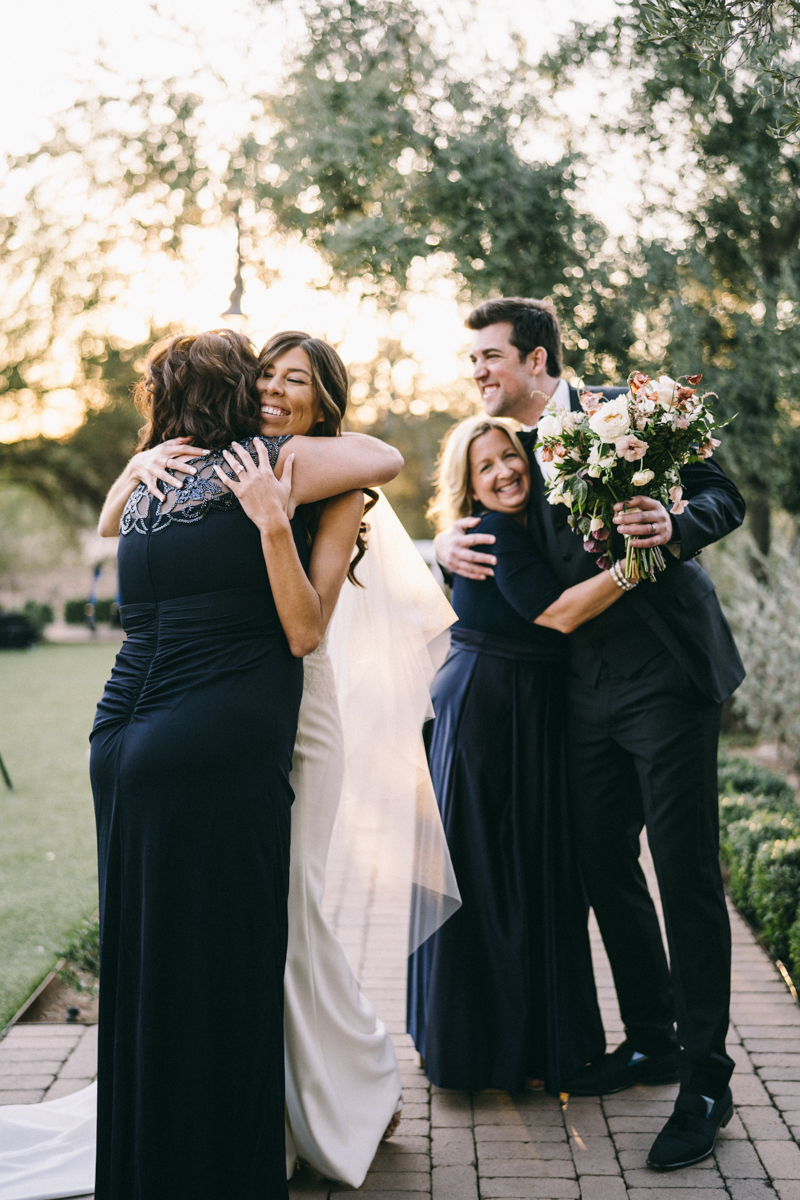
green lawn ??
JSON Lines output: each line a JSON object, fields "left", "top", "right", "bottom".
{"left": 0, "top": 642, "right": 118, "bottom": 1027}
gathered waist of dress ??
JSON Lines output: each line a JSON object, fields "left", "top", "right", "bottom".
{"left": 449, "top": 626, "right": 565, "bottom": 664}
{"left": 119, "top": 585, "right": 282, "bottom": 641}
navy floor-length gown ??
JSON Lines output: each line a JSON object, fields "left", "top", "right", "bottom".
{"left": 89, "top": 436, "right": 301, "bottom": 1200}
{"left": 407, "top": 509, "right": 605, "bottom": 1094}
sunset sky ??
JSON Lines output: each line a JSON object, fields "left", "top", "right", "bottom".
{"left": 0, "top": 0, "right": 630, "bottom": 440}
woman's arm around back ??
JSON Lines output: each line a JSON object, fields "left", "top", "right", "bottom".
{"left": 274, "top": 433, "right": 402, "bottom": 505}
{"left": 477, "top": 512, "right": 626, "bottom": 635}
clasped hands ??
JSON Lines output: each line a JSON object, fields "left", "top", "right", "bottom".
{"left": 129, "top": 436, "right": 294, "bottom": 529}
{"left": 128, "top": 436, "right": 209, "bottom": 500}
{"left": 434, "top": 494, "right": 674, "bottom": 582}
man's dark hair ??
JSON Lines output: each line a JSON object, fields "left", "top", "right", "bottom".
{"left": 466, "top": 297, "right": 563, "bottom": 377}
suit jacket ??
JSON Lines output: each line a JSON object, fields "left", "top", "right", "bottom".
{"left": 519, "top": 385, "right": 746, "bottom": 704}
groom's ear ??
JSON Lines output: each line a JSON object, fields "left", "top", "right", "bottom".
{"left": 525, "top": 346, "right": 548, "bottom": 375}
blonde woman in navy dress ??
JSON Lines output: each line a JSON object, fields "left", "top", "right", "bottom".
{"left": 409, "top": 415, "right": 639, "bottom": 1094}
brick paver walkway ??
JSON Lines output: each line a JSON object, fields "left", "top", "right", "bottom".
{"left": 1, "top": 837, "right": 799, "bottom": 1200}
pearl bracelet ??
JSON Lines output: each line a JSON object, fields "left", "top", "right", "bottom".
{"left": 610, "top": 559, "right": 639, "bottom": 591}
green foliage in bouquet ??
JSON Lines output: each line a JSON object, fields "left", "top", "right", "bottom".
{"left": 539, "top": 371, "right": 730, "bottom": 581}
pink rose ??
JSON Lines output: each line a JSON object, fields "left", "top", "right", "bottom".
{"left": 614, "top": 434, "right": 649, "bottom": 462}
{"left": 697, "top": 437, "right": 721, "bottom": 459}
{"left": 669, "top": 485, "right": 687, "bottom": 515}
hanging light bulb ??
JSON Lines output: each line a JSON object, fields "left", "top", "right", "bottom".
{"left": 221, "top": 202, "right": 244, "bottom": 319}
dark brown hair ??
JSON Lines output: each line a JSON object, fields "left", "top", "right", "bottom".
{"left": 466, "top": 297, "right": 563, "bottom": 377}
{"left": 258, "top": 331, "right": 377, "bottom": 585}
{"left": 135, "top": 329, "right": 261, "bottom": 451}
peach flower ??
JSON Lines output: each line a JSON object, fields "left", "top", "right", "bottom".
{"left": 614, "top": 434, "right": 649, "bottom": 462}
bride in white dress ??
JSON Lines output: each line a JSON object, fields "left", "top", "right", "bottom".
{"left": 284, "top": 489, "right": 455, "bottom": 1186}
{"left": 0, "top": 333, "right": 457, "bottom": 1199}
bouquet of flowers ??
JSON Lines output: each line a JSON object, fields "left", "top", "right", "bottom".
{"left": 538, "top": 372, "right": 729, "bottom": 581}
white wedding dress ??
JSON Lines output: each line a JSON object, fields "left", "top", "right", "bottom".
{"left": 283, "top": 637, "right": 400, "bottom": 1186}
{"left": 0, "top": 493, "right": 458, "bottom": 1199}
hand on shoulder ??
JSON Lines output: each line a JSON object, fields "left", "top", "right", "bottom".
{"left": 434, "top": 516, "right": 497, "bottom": 581}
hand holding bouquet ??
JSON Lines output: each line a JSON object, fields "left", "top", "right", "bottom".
{"left": 539, "top": 372, "right": 729, "bottom": 581}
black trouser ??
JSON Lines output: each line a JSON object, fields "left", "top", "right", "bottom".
{"left": 567, "top": 649, "right": 734, "bottom": 1099}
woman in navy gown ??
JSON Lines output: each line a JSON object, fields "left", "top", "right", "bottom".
{"left": 90, "top": 329, "right": 401, "bottom": 1200}
{"left": 408, "top": 415, "right": 637, "bottom": 1095}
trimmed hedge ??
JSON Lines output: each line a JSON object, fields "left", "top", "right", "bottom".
{"left": 718, "top": 754, "right": 800, "bottom": 983}
{"left": 64, "top": 597, "right": 116, "bottom": 624}
{"left": 718, "top": 754, "right": 796, "bottom": 811}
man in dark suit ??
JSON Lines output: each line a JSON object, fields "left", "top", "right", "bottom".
{"left": 435, "top": 297, "right": 745, "bottom": 1171}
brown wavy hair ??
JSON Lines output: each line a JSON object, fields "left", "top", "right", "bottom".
{"left": 258, "top": 331, "right": 377, "bottom": 586}
{"left": 135, "top": 329, "right": 261, "bottom": 451}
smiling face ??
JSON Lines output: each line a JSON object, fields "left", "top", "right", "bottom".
{"left": 256, "top": 346, "right": 324, "bottom": 436}
{"left": 468, "top": 427, "right": 530, "bottom": 519}
{"left": 470, "top": 322, "right": 553, "bottom": 425}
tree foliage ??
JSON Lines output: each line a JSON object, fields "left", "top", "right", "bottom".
{"left": 245, "top": 0, "right": 635, "bottom": 382}
{"left": 0, "top": 86, "right": 212, "bottom": 415}
{"left": 546, "top": 14, "right": 800, "bottom": 550}
{"left": 0, "top": 335, "right": 156, "bottom": 519}
{"left": 640, "top": 0, "right": 800, "bottom": 137}
{"left": 3, "top": 0, "right": 799, "bottom": 543}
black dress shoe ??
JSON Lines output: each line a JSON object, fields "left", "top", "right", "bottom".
{"left": 647, "top": 1087, "right": 734, "bottom": 1171}
{"left": 564, "top": 1040, "right": 680, "bottom": 1096}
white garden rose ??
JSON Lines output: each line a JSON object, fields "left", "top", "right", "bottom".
{"left": 632, "top": 468, "right": 655, "bottom": 486}
{"left": 655, "top": 375, "right": 678, "bottom": 407}
{"left": 587, "top": 396, "right": 631, "bottom": 441}
{"left": 547, "top": 487, "right": 573, "bottom": 507}
{"left": 537, "top": 409, "right": 562, "bottom": 440}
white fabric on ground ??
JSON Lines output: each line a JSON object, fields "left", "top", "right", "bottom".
{"left": 0, "top": 1082, "right": 96, "bottom": 1200}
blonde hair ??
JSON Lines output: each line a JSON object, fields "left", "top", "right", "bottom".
{"left": 427, "top": 415, "right": 528, "bottom": 532}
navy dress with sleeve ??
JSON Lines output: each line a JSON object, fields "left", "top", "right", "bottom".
{"left": 89, "top": 436, "right": 303, "bottom": 1200}
{"left": 407, "top": 509, "right": 605, "bottom": 1093}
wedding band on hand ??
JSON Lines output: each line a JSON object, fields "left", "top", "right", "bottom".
{"left": 649, "top": 522, "right": 655, "bottom": 536}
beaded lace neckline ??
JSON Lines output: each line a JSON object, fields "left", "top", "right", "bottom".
{"left": 120, "top": 435, "right": 292, "bottom": 535}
